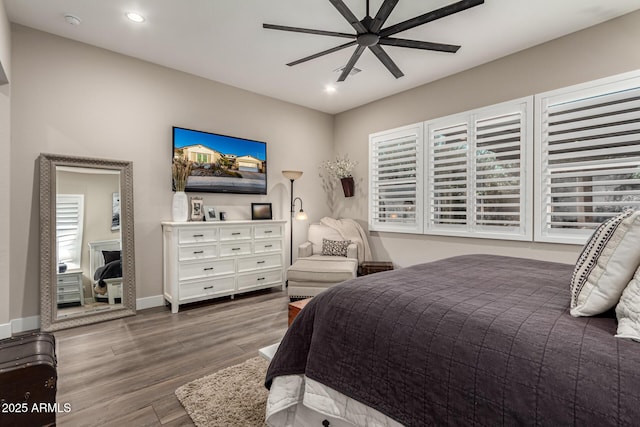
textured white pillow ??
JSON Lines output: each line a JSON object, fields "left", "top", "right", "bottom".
{"left": 616, "top": 266, "right": 640, "bottom": 342}
{"left": 570, "top": 209, "right": 640, "bottom": 317}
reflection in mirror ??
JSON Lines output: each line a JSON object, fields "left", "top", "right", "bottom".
{"left": 40, "top": 154, "right": 136, "bottom": 331}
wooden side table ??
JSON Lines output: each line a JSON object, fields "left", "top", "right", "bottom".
{"left": 288, "top": 298, "right": 312, "bottom": 326}
{"left": 359, "top": 261, "right": 394, "bottom": 276}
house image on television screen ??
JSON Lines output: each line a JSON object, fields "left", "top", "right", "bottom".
{"left": 173, "top": 127, "right": 267, "bottom": 194}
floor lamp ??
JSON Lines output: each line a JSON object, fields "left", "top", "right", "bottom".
{"left": 282, "top": 170, "right": 308, "bottom": 266}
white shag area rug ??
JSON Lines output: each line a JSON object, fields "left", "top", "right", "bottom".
{"left": 175, "top": 356, "right": 269, "bottom": 427}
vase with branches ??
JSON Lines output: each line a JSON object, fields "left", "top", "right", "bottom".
{"left": 172, "top": 158, "right": 192, "bottom": 221}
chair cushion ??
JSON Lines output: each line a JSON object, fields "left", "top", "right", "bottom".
{"left": 307, "top": 224, "right": 345, "bottom": 255}
{"left": 287, "top": 256, "right": 357, "bottom": 283}
{"left": 322, "top": 238, "right": 351, "bottom": 257}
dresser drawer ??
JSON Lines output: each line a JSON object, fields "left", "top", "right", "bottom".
{"left": 220, "top": 242, "right": 252, "bottom": 257}
{"left": 219, "top": 227, "right": 251, "bottom": 241}
{"left": 237, "top": 254, "right": 282, "bottom": 273}
{"left": 179, "top": 228, "right": 218, "bottom": 244}
{"left": 178, "top": 244, "right": 217, "bottom": 261}
{"left": 180, "top": 276, "right": 236, "bottom": 299}
{"left": 254, "top": 224, "right": 282, "bottom": 239}
{"left": 57, "top": 293, "right": 81, "bottom": 303}
{"left": 253, "top": 239, "right": 282, "bottom": 254}
{"left": 57, "top": 273, "right": 81, "bottom": 286}
{"left": 57, "top": 283, "right": 81, "bottom": 295}
{"left": 237, "top": 269, "right": 282, "bottom": 291}
{"left": 178, "top": 258, "right": 235, "bottom": 281}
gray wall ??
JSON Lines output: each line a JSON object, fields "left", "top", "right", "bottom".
{"left": 333, "top": 10, "right": 640, "bottom": 268}
{"left": 0, "top": 0, "right": 10, "bottom": 335}
{"left": 10, "top": 25, "right": 333, "bottom": 321}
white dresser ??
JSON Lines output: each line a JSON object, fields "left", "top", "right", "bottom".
{"left": 56, "top": 270, "right": 84, "bottom": 307}
{"left": 162, "top": 220, "right": 286, "bottom": 313}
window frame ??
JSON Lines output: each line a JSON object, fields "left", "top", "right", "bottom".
{"left": 424, "top": 97, "right": 534, "bottom": 241}
{"left": 534, "top": 70, "right": 640, "bottom": 244}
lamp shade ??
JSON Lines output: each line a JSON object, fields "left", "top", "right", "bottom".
{"left": 282, "top": 170, "right": 303, "bottom": 180}
{"left": 295, "top": 209, "right": 308, "bottom": 221}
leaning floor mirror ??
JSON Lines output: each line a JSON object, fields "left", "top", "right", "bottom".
{"left": 39, "top": 153, "right": 136, "bottom": 331}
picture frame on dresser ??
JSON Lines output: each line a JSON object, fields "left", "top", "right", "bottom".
{"left": 204, "top": 205, "right": 218, "bottom": 221}
{"left": 189, "top": 197, "right": 204, "bottom": 221}
{"left": 251, "top": 203, "right": 272, "bottom": 220}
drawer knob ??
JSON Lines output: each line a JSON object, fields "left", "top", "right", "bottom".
{"left": 203, "top": 286, "right": 214, "bottom": 290}
{"left": 232, "top": 248, "right": 241, "bottom": 251}
{"left": 264, "top": 230, "right": 272, "bottom": 233}
{"left": 232, "top": 232, "right": 241, "bottom": 235}
{"left": 257, "top": 260, "right": 265, "bottom": 264}
{"left": 193, "top": 250, "right": 204, "bottom": 254}
{"left": 193, "top": 234, "right": 204, "bottom": 237}
{"left": 257, "top": 277, "right": 265, "bottom": 281}
{"left": 265, "top": 244, "right": 273, "bottom": 248}
{"left": 203, "top": 267, "right": 214, "bottom": 271}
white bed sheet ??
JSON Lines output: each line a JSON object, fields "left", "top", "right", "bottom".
{"left": 266, "top": 374, "right": 404, "bottom": 427}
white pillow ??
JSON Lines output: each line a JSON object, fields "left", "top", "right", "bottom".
{"left": 616, "top": 266, "right": 640, "bottom": 342}
{"left": 570, "top": 209, "right": 640, "bottom": 317}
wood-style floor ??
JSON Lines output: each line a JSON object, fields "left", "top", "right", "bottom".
{"left": 53, "top": 288, "right": 289, "bottom": 426}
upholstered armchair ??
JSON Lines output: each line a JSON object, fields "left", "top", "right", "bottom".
{"left": 286, "top": 223, "right": 360, "bottom": 298}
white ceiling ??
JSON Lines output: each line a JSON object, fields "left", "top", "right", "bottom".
{"left": 5, "top": 0, "right": 640, "bottom": 114}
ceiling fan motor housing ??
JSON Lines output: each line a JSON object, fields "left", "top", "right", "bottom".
{"left": 357, "top": 33, "right": 380, "bottom": 46}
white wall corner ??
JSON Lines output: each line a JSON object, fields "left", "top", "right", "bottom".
{"left": 136, "top": 295, "right": 165, "bottom": 311}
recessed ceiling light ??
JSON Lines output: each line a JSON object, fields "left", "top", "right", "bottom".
{"left": 324, "top": 85, "right": 337, "bottom": 94}
{"left": 125, "top": 12, "right": 145, "bottom": 23}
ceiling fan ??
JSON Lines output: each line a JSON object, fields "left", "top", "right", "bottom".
{"left": 263, "top": 0, "right": 484, "bottom": 82}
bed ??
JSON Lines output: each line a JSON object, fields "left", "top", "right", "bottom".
{"left": 88, "top": 240, "right": 123, "bottom": 305}
{"left": 265, "top": 254, "right": 640, "bottom": 426}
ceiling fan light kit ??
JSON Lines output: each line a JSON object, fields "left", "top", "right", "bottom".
{"left": 263, "top": 0, "right": 484, "bottom": 82}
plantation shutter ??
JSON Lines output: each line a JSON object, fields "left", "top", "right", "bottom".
{"left": 427, "top": 119, "right": 469, "bottom": 230}
{"left": 474, "top": 103, "right": 531, "bottom": 237}
{"left": 369, "top": 123, "right": 423, "bottom": 233}
{"left": 536, "top": 73, "right": 640, "bottom": 243}
{"left": 426, "top": 98, "right": 532, "bottom": 240}
{"left": 56, "top": 194, "right": 85, "bottom": 269}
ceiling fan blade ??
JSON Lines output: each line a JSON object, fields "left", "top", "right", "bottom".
{"left": 380, "top": 0, "right": 484, "bottom": 37}
{"left": 329, "top": 0, "right": 367, "bottom": 34}
{"left": 369, "top": 45, "right": 404, "bottom": 79}
{"left": 370, "top": 0, "right": 399, "bottom": 33}
{"left": 338, "top": 45, "right": 366, "bottom": 82}
{"left": 379, "top": 37, "right": 460, "bottom": 53}
{"left": 287, "top": 40, "right": 357, "bottom": 67}
{"left": 263, "top": 23, "right": 355, "bottom": 39}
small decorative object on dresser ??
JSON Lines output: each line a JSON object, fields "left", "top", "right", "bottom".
{"left": 251, "top": 202, "right": 272, "bottom": 220}
{"left": 359, "top": 261, "right": 394, "bottom": 276}
{"left": 162, "top": 220, "right": 286, "bottom": 313}
{"left": 172, "top": 157, "right": 192, "bottom": 222}
{"left": 204, "top": 205, "right": 218, "bottom": 221}
{"left": 189, "top": 196, "right": 204, "bottom": 221}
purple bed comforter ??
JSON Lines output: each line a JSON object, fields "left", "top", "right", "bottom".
{"left": 266, "top": 254, "right": 640, "bottom": 426}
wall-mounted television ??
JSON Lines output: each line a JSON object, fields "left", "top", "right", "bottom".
{"left": 172, "top": 126, "right": 267, "bottom": 195}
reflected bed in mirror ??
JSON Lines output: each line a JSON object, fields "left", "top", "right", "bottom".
{"left": 39, "top": 153, "right": 136, "bottom": 331}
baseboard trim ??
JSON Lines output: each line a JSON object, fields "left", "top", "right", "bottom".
{"left": 11, "top": 315, "right": 40, "bottom": 335}
{"left": 2, "top": 296, "right": 165, "bottom": 337}
{"left": 0, "top": 322, "right": 11, "bottom": 339}
{"left": 136, "top": 295, "right": 164, "bottom": 311}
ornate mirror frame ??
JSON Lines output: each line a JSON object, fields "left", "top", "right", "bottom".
{"left": 39, "top": 153, "right": 136, "bottom": 331}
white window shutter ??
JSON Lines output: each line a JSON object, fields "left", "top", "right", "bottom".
{"left": 369, "top": 123, "right": 423, "bottom": 233}
{"left": 426, "top": 118, "right": 469, "bottom": 231}
{"left": 425, "top": 98, "right": 533, "bottom": 240}
{"left": 536, "top": 72, "right": 640, "bottom": 244}
{"left": 56, "top": 194, "right": 84, "bottom": 269}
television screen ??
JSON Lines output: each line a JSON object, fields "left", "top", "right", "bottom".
{"left": 173, "top": 127, "right": 267, "bottom": 194}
